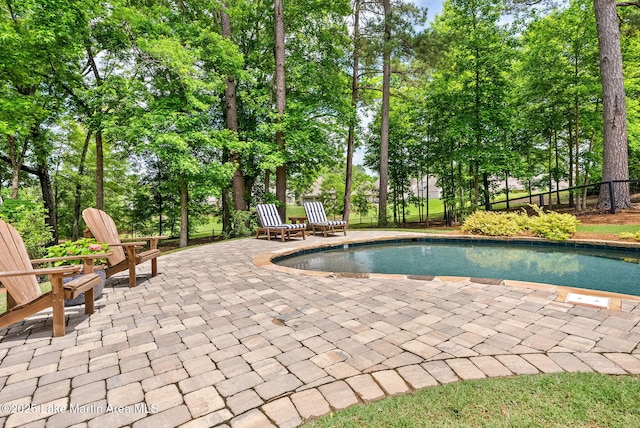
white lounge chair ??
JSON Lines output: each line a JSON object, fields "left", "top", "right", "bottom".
{"left": 303, "top": 202, "right": 348, "bottom": 237}
{"left": 255, "top": 204, "right": 306, "bottom": 242}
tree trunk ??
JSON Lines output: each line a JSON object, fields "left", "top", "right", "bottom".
{"left": 547, "top": 131, "right": 552, "bottom": 204}
{"left": 221, "top": 7, "right": 247, "bottom": 212}
{"left": 343, "top": 0, "right": 361, "bottom": 223}
{"left": 474, "top": 18, "right": 484, "bottom": 210}
{"left": 425, "top": 173, "right": 429, "bottom": 226}
{"left": 264, "top": 170, "right": 270, "bottom": 193}
{"left": 470, "top": 164, "right": 478, "bottom": 207}
{"left": 36, "top": 157, "right": 57, "bottom": 244}
{"left": 504, "top": 173, "right": 510, "bottom": 210}
{"left": 392, "top": 183, "right": 398, "bottom": 224}
{"left": 416, "top": 173, "right": 422, "bottom": 222}
{"left": 85, "top": 41, "right": 106, "bottom": 211}
{"left": 222, "top": 188, "right": 231, "bottom": 234}
{"left": 482, "top": 172, "right": 490, "bottom": 211}
{"left": 401, "top": 178, "right": 406, "bottom": 224}
{"left": 244, "top": 175, "right": 255, "bottom": 207}
{"left": 568, "top": 118, "right": 575, "bottom": 208}
{"left": 554, "top": 129, "right": 560, "bottom": 204}
{"left": 580, "top": 131, "right": 596, "bottom": 211}
{"left": 179, "top": 178, "right": 188, "bottom": 248}
{"left": 158, "top": 193, "right": 164, "bottom": 236}
{"left": 7, "top": 135, "right": 29, "bottom": 199}
{"left": 72, "top": 130, "right": 92, "bottom": 240}
{"left": 221, "top": 148, "right": 232, "bottom": 234}
{"left": 378, "top": 0, "right": 391, "bottom": 227}
{"left": 456, "top": 161, "right": 463, "bottom": 222}
{"left": 595, "top": 0, "right": 632, "bottom": 209}
{"left": 569, "top": 51, "right": 580, "bottom": 209}
{"left": 573, "top": 86, "right": 580, "bottom": 209}
{"left": 95, "top": 131, "right": 104, "bottom": 210}
{"left": 10, "top": 157, "right": 21, "bottom": 199}
{"left": 274, "top": 0, "right": 287, "bottom": 221}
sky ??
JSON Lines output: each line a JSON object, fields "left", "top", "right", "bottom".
{"left": 413, "top": 0, "right": 443, "bottom": 23}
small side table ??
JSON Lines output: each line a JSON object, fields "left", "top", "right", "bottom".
{"left": 288, "top": 216, "right": 307, "bottom": 224}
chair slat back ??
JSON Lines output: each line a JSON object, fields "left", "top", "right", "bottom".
{"left": 0, "top": 219, "right": 41, "bottom": 305}
{"left": 256, "top": 204, "right": 283, "bottom": 227}
{"left": 303, "top": 202, "right": 328, "bottom": 224}
{"left": 82, "top": 208, "right": 126, "bottom": 266}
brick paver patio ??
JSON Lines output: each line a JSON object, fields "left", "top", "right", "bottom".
{"left": 1, "top": 231, "right": 639, "bottom": 427}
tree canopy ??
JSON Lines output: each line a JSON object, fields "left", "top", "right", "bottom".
{"left": 1, "top": 0, "right": 638, "bottom": 245}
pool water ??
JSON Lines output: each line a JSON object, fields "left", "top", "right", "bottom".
{"left": 276, "top": 241, "right": 640, "bottom": 296}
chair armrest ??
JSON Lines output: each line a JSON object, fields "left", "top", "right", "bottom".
{"left": 109, "top": 242, "right": 146, "bottom": 248}
{"left": 31, "top": 252, "right": 113, "bottom": 274}
{"left": 120, "top": 236, "right": 168, "bottom": 250}
{"left": 0, "top": 265, "right": 81, "bottom": 278}
{"left": 31, "top": 252, "right": 113, "bottom": 265}
{"left": 120, "top": 236, "right": 169, "bottom": 241}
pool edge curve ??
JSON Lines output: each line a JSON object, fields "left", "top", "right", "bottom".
{"left": 252, "top": 232, "right": 640, "bottom": 310}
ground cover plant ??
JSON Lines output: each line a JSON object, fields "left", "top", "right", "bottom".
{"left": 304, "top": 373, "right": 640, "bottom": 428}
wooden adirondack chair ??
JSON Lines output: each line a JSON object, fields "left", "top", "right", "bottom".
{"left": 0, "top": 219, "right": 108, "bottom": 337}
{"left": 82, "top": 208, "right": 167, "bottom": 288}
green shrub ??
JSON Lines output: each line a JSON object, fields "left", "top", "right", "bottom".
{"left": 460, "top": 210, "right": 527, "bottom": 236}
{"left": 220, "top": 209, "right": 257, "bottom": 239}
{"left": 527, "top": 211, "right": 580, "bottom": 240}
{"left": 526, "top": 205, "right": 580, "bottom": 241}
{"left": 461, "top": 205, "right": 580, "bottom": 241}
{"left": 0, "top": 197, "right": 53, "bottom": 258}
{"left": 45, "top": 238, "right": 110, "bottom": 266}
{"left": 620, "top": 231, "right": 640, "bottom": 242}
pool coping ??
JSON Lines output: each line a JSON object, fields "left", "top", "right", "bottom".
{"left": 253, "top": 233, "right": 640, "bottom": 311}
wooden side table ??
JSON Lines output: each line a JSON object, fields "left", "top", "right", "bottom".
{"left": 288, "top": 216, "right": 307, "bottom": 224}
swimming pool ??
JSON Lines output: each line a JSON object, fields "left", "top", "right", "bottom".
{"left": 274, "top": 238, "right": 640, "bottom": 296}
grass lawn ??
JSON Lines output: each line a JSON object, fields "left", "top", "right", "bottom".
{"left": 192, "top": 216, "right": 222, "bottom": 238}
{"left": 489, "top": 190, "right": 572, "bottom": 210}
{"left": 184, "top": 203, "right": 640, "bottom": 243}
{"left": 289, "top": 200, "right": 447, "bottom": 228}
{"left": 577, "top": 224, "right": 640, "bottom": 234}
{"left": 304, "top": 373, "right": 640, "bottom": 427}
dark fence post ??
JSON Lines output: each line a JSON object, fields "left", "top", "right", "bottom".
{"left": 608, "top": 181, "right": 616, "bottom": 214}
{"left": 539, "top": 194, "right": 544, "bottom": 207}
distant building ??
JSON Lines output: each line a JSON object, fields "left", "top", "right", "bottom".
{"left": 410, "top": 176, "right": 441, "bottom": 199}
{"left": 300, "top": 177, "right": 324, "bottom": 204}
